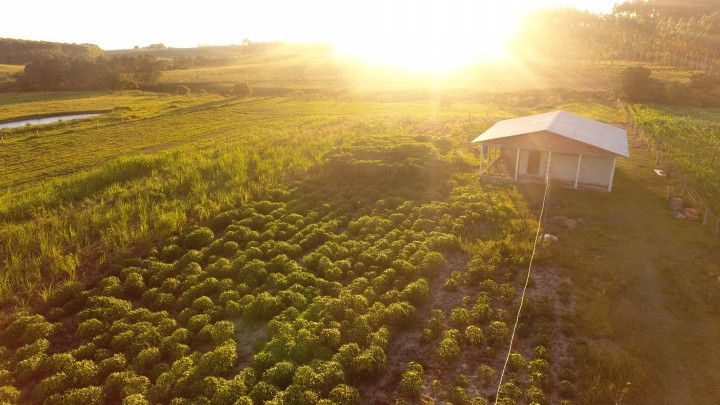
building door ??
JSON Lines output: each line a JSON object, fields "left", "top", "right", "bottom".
{"left": 526, "top": 150, "right": 541, "bottom": 175}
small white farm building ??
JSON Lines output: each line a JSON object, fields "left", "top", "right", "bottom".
{"left": 472, "top": 111, "right": 629, "bottom": 192}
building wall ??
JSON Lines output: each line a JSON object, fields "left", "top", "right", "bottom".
{"left": 481, "top": 142, "right": 617, "bottom": 189}
{"left": 579, "top": 154, "right": 614, "bottom": 187}
{"left": 549, "top": 152, "right": 580, "bottom": 182}
{"left": 519, "top": 149, "right": 529, "bottom": 175}
{"left": 520, "top": 149, "right": 614, "bottom": 187}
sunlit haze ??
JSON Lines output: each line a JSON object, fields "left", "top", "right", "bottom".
{"left": 4, "top": 0, "right": 617, "bottom": 71}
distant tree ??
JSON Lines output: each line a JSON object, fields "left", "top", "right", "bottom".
{"left": 620, "top": 67, "right": 664, "bottom": 102}
{"left": 231, "top": 82, "right": 252, "bottom": 98}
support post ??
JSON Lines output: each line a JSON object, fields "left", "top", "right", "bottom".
{"left": 479, "top": 144, "right": 484, "bottom": 175}
{"left": 608, "top": 157, "right": 617, "bottom": 192}
{"left": 514, "top": 147, "right": 520, "bottom": 180}
{"left": 574, "top": 153, "right": 583, "bottom": 189}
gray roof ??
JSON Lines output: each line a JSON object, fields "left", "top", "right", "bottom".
{"left": 472, "top": 111, "right": 629, "bottom": 157}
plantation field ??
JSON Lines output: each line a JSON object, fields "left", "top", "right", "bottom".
{"left": 627, "top": 105, "right": 720, "bottom": 209}
{"left": 0, "top": 90, "right": 718, "bottom": 404}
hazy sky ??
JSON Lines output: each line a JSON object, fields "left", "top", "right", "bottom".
{"left": 4, "top": 0, "right": 618, "bottom": 50}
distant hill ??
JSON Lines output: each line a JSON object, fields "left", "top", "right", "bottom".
{"left": 0, "top": 37, "right": 103, "bottom": 65}
{"left": 105, "top": 42, "right": 332, "bottom": 64}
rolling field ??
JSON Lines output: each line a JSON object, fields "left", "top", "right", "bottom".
{"left": 153, "top": 45, "right": 699, "bottom": 98}
{"left": 149, "top": 45, "right": 621, "bottom": 95}
{"left": 0, "top": 88, "right": 718, "bottom": 404}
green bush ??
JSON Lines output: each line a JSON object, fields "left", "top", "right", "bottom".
{"left": 54, "top": 386, "right": 104, "bottom": 404}
{"left": 526, "top": 385, "right": 546, "bottom": 404}
{"left": 399, "top": 362, "right": 423, "bottom": 399}
{"left": 448, "top": 386, "right": 470, "bottom": 405}
{"left": 402, "top": 279, "right": 429, "bottom": 305}
{"left": 77, "top": 319, "right": 104, "bottom": 339}
{"left": 197, "top": 320, "right": 235, "bottom": 345}
{"left": 465, "top": 325, "right": 485, "bottom": 346}
{"left": 133, "top": 348, "right": 161, "bottom": 374}
{"left": 0, "top": 385, "right": 20, "bottom": 403}
{"left": 14, "top": 338, "right": 50, "bottom": 362}
{"left": 231, "top": 82, "right": 252, "bottom": 98}
{"left": 44, "top": 353, "right": 76, "bottom": 374}
{"left": 249, "top": 381, "right": 278, "bottom": 404}
{"left": 187, "top": 314, "right": 211, "bottom": 335}
{"left": 123, "top": 272, "right": 147, "bottom": 297}
{"left": 15, "top": 353, "right": 46, "bottom": 382}
{"left": 183, "top": 227, "right": 215, "bottom": 249}
{"left": 103, "top": 371, "right": 150, "bottom": 401}
{"left": 65, "top": 359, "right": 98, "bottom": 387}
{"left": 196, "top": 340, "right": 236, "bottom": 376}
{"left": 98, "top": 354, "right": 127, "bottom": 378}
{"left": 620, "top": 66, "right": 664, "bottom": 102}
{"left": 488, "top": 321, "right": 509, "bottom": 346}
{"left": 384, "top": 302, "right": 416, "bottom": 329}
{"left": 35, "top": 372, "right": 68, "bottom": 401}
{"left": 449, "top": 307, "right": 469, "bottom": 328}
{"left": 497, "top": 379, "right": 522, "bottom": 403}
{"left": 437, "top": 330, "right": 460, "bottom": 362}
{"left": 508, "top": 352, "right": 527, "bottom": 372}
{"left": 0, "top": 314, "right": 56, "bottom": 349}
{"left": 478, "top": 364, "right": 496, "bottom": 386}
{"left": 262, "top": 361, "right": 296, "bottom": 389}
{"left": 329, "top": 383, "right": 360, "bottom": 405}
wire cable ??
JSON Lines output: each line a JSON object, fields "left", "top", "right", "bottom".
{"left": 493, "top": 153, "right": 552, "bottom": 404}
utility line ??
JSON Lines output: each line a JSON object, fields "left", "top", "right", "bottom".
{"left": 494, "top": 153, "right": 552, "bottom": 404}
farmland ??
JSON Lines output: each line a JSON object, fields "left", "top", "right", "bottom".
{"left": 0, "top": 73, "right": 719, "bottom": 404}
{"left": 0, "top": 92, "right": 572, "bottom": 404}
{"left": 627, "top": 105, "right": 720, "bottom": 210}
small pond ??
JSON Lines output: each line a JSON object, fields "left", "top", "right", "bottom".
{"left": 0, "top": 113, "right": 102, "bottom": 130}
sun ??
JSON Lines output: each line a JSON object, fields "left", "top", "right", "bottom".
{"left": 333, "top": 1, "right": 521, "bottom": 72}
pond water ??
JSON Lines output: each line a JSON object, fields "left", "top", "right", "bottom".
{"left": 0, "top": 113, "right": 102, "bottom": 130}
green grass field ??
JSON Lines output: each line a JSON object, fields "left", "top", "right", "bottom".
{"left": 0, "top": 82, "right": 718, "bottom": 404}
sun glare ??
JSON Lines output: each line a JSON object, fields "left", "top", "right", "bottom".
{"left": 334, "top": 1, "right": 521, "bottom": 71}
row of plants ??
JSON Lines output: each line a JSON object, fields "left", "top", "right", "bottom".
{"left": 628, "top": 105, "right": 720, "bottom": 210}
{"left": 0, "top": 131, "right": 540, "bottom": 403}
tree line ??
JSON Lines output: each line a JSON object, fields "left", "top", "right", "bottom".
{"left": 15, "top": 54, "right": 165, "bottom": 91}
{"left": 512, "top": 0, "right": 720, "bottom": 71}
{"left": 0, "top": 38, "right": 102, "bottom": 65}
